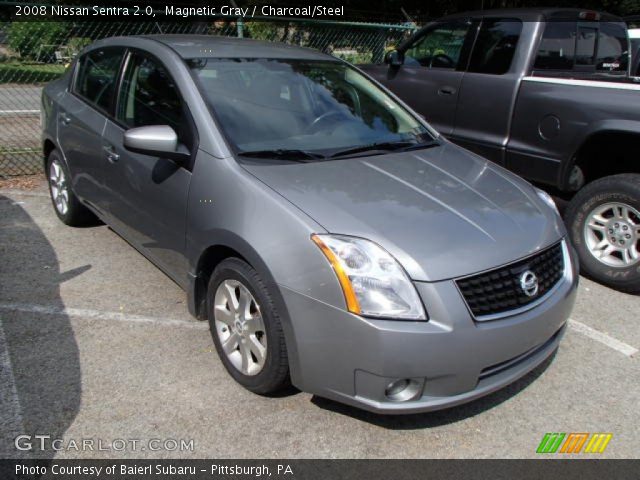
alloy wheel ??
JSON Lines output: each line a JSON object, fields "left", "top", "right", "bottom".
{"left": 213, "top": 279, "right": 267, "bottom": 376}
{"left": 584, "top": 202, "right": 640, "bottom": 267}
{"left": 49, "top": 158, "right": 69, "bottom": 216}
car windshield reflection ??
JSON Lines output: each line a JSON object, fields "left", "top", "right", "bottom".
{"left": 188, "top": 58, "right": 435, "bottom": 159}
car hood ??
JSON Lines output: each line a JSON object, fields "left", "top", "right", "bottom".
{"left": 243, "top": 142, "right": 564, "bottom": 282}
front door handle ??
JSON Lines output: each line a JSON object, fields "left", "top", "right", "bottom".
{"left": 103, "top": 145, "right": 120, "bottom": 163}
{"left": 438, "top": 86, "right": 456, "bottom": 96}
{"left": 59, "top": 112, "right": 71, "bottom": 126}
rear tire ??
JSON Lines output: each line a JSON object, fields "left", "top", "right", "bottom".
{"left": 206, "top": 258, "right": 290, "bottom": 394}
{"left": 565, "top": 174, "right": 640, "bottom": 293}
{"left": 46, "top": 150, "right": 96, "bottom": 226}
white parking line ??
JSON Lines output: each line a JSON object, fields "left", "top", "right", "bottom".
{"left": 568, "top": 319, "right": 638, "bottom": 357}
{"left": 0, "top": 303, "right": 209, "bottom": 330}
{"left": 0, "top": 317, "right": 26, "bottom": 449}
{"left": 0, "top": 189, "right": 49, "bottom": 198}
{"left": 0, "top": 109, "right": 40, "bottom": 115}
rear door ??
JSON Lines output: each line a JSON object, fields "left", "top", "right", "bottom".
{"left": 101, "top": 50, "right": 196, "bottom": 285}
{"left": 57, "top": 47, "right": 125, "bottom": 215}
{"left": 450, "top": 17, "right": 524, "bottom": 165}
{"left": 363, "top": 20, "right": 474, "bottom": 134}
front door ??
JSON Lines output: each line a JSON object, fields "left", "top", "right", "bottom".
{"left": 451, "top": 18, "right": 524, "bottom": 165}
{"left": 362, "top": 20, "right": 474, "bottom": 135}
{"left": 102, "top": 51, "right": 196, "bottom": 285}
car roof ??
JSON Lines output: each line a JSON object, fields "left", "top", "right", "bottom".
{"left": 436, "top": 7, "right": 624, "bottom": 22}
{"left": 136, "top": 34, "right": 334, "bottom": 61}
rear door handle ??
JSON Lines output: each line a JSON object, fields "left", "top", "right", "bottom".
{"left": 103, "top": 145, "right": 120, "bottom": 163}
{"left": 438, "top": 86, "right": 456, "bottom": 96}
{"left": 59, "top": 112, "right": 71, "bottom": 126}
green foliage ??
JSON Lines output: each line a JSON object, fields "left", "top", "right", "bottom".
{"left": 66, "top": 37, "right": 92, "bottom": 57}
{"left": 247, "top": 21, "right": 280, "bottom": 41}
{"left": 331, "top": 50, "right": 374, "bottom": 64}
{"left": 0, "top": 62, "right": 66, "bottom": 84}
{"left": 7, "top": 22, "right": 68, "bottom": 61}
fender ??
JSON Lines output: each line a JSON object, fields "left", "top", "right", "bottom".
{"left": 560, "top": 119, "right": 640, "bottom": 189}
{"left": 187, "top": 230, "right": 304, "bottom": 387}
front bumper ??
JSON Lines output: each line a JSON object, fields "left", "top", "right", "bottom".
{"left": 281, "top": 243, "right": 579, "bottom": 414}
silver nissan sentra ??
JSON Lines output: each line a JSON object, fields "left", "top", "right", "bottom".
{"left": 42, "top": 35, "right": 578, "bottom": 414}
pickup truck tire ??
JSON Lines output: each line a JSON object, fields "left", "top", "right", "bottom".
{"left": 46, "top": 149, "right": 97, "bottom": 227}
{"left": 207, "top": 258, "right": 291, "bottom": 394}
{"left": 565, "top": 174, "right": 640, "bottom": 293}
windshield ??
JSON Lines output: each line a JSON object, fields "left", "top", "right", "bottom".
{"left": 188, "top": 58, "right": 435, "bottom": 157}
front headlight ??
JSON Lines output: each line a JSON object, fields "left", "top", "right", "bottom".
{"left": 311, "top": 234, "right": 426, "bottom": 320}
{"left": 535, "top": 188, "right": 559, "bottom": 215}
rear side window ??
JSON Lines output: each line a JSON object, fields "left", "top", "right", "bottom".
{"left": 75, "top": 48, "right": 124, "bottom": 112}
{"left": 596, "top": 23, "right": 629, "bottom": 72}
{"left": 468, "top": 18, "right": 522, "bottom": 74}
{"left": 534, "top": 22, "right": 576, "bottom": 70}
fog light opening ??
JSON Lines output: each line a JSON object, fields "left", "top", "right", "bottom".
{"left": 384, "top": 378, "right": 421, "bottom": 402}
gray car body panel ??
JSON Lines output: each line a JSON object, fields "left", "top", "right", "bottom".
{"left": 42, "top": 35, "right": 577, "bottom": 413}
{"left": 360, "top": 9, "right": 640, "bottom": 191}
{"left": 244, "top": 142, "right": 564, "bottom": 282}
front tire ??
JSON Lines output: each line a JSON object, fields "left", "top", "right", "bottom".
{"left": 565, "top": 174, "right": 640, "bottom": 293}
{"left": 206, "top": 258, "right": 290, "bottom": 394}
{"left": 46, "top": 150, "right": 96, "bottom": 226}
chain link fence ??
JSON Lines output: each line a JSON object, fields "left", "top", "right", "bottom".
{"left": 0, "top": 17, "right": 416, "bottom": 176}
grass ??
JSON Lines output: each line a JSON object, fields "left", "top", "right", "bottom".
{"left": 0, "top": 62, "right": 66, "bottom": 84}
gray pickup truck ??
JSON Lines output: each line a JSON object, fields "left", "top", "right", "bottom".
{"left": 361, "top": 8, "right": 640, "bottom": 293}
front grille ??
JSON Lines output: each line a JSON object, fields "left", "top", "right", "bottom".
{"left": 456, "top": 242, "right": 564, "bottom": 319}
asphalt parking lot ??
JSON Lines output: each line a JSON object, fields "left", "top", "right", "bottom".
{"left": 0, "top": 182, "right": 638, "bottom": 459}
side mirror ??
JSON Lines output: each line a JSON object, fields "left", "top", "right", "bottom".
{"left": 384, "top": 50, "right": 403, "bottom": 67}
{"left": 123, "top": 125, "right": 189, "bottom": 163}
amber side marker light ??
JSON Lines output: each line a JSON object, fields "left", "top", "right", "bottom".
{"left": 311, "top": 234, "right": 361, "bottom": 315}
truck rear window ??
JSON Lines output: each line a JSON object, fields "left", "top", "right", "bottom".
{"left": 596, "top": 23, "right": 629, "bottom": 72}
{"left": 534, "top": 21, "right": 629, "bottom": 73}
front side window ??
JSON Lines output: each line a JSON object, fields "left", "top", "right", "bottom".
{"left": 468, "top": 18, "right": 522, "bottom": 75}
{"left": 189, "top": 58, "right": 433, "bottom": 155}
{"left": 117, "top": 53, "right": 188, "bottom": 144}
{"left": 75, "top": 48, "right": 124, "bottom": 111}
{"left": 403, "top": 21, "right": 471, "bottom": 69}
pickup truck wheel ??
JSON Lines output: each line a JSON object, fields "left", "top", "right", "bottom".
{"left": 565, "top": 174, "right": 640, "bottom": 293}
{"left": 206, "top": 258, "right": 290, "bottom": 394}
{"left": 46, "top": 150, "right": 97, "bottom": 226}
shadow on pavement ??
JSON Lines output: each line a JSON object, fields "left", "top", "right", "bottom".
{"left": 0, "top": 194, "right": 81, "bottom": 460}
{"left": 311, "top": 352, "right": 556, "bottom": 430}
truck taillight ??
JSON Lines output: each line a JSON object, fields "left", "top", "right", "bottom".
{"left": 579, "top": 11, "right": 601, "bottom": 21}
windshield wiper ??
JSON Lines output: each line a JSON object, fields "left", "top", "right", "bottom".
{"left": 237, "top": 149, "right": 325, "bottom": 162}
{"left": 330, "top": 141, "right": 415, "bottom": 159}
{"left": 397, "top": 140, "right": 440, "bottom": 152}
{"left": 330, "top": 140, "right": 439, "bottom": 159}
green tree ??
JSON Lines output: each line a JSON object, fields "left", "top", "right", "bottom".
{"left": 8, "top": 22, "right": 69, "bottom": 62}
